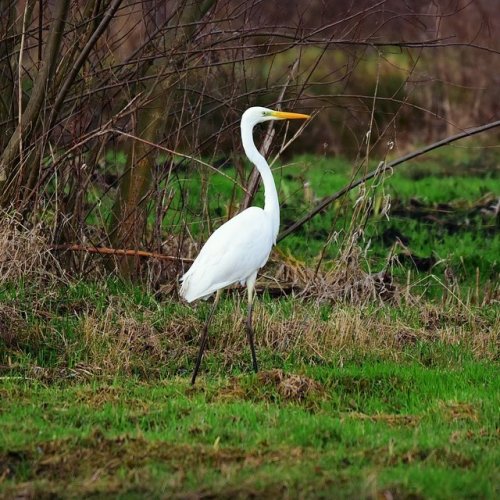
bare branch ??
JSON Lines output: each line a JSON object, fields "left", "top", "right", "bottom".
{"left": 0, "top": 0, "right": 70, "bottom": 183}
{"left": 51, "top": 244, "right": 193, "bottom": 263}
{"left": 278, "top": 119, "right": 500, "bottom": 242}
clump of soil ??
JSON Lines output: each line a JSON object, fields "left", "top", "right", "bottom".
{"left": 215, "top": 369, "right": 326, "bottom": 404}
{"left": 257, "top": 369, "right": 325, "bottom": 401}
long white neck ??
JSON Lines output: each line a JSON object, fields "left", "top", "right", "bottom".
{"left": 241, "top": 120, "right": 280, "bottom": 243}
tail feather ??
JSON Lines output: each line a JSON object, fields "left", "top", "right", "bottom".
{"left": 179, "top": 274, "right": 196, "bottom": 303}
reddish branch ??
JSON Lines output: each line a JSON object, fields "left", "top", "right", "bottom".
{"left": 51, "top": 244, "right": 193, "bottom": 263}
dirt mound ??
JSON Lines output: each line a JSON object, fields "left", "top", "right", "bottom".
{"left": 214, "top": 369, "right": 326, "bottom": 405}
{"left": 257, "top": 369, "right": 324, "bottom": 401}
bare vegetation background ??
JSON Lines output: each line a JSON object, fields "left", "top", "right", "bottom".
{"left": 0, "top": 0, "right": 498, "bottom": 292}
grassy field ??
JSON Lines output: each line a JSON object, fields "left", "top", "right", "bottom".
{"left": 174, "top": 145, "right": 499, "bottom": 292}
{"left": 1, "top": 150, "right": 499, "bottom": 498}
{"left": 1, "top": 359, "right": 498, "bottom": 498}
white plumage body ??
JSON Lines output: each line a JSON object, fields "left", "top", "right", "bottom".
{"left": 180, "top": 207, "right": 273, "bottom": 302}
{"left": 179, "top": 106, "right": 309, "bottom": 312}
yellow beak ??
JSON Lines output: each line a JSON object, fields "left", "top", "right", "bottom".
{"left": 271, "top": 110, "right": 310, "bottom": 120}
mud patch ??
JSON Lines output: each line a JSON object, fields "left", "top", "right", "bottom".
{"left": 345, "top": 412, "right": 420, "bottom": 427}
{"left": 0, "top": 430, "right": 308, "bottom": 493}
{"left": 440, "top": 401, "right": 479, "bottom": 422}
{"left": 257, "top": 369, "right": 325, "bottom": 401}
{"left": 393, "top": 448, "right": 476, "bottom": 469}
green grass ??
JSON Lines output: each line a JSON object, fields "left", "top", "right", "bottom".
{"left": 1, "top": 150, "right": 499, "bottom": 497}
{"left": 1, "top": 273, "right": 498, "bottom": 497}
{"left": 1, "top": 358, "right": 498, "bottom": 498}
{"left": 78, "top": 146, "right": 500, "bottom": 292}
{"left": 166, "top": 147, "right": 500, "bottom": 292}
{"left": 1, "top": 276, "right": 497, "bottom": 373}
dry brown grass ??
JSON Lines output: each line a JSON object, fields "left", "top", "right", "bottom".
{"left": 214, "top": 369, "right": 326, "bottom": 404}
{"left": 0, "top": 214, "right": 497, "bottom": 381}
{"left": 81, "top": 313, "right": 166, "bottom": 375}
{"left": 0, "top": 214, "right": 50, "bottom": 284}
{"left": 36, "top": 298, "right": 500, "bottom": 380}
{"left": 345, "top": 412, "right": 421, "bottom": 427}
{"left": 1, "top": 279, "right": 497, "bottom": 382}
{"left": 266, "top": 251, "right": 398, "bottom": 306}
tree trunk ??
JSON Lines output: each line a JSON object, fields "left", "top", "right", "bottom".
{"left": 0, "top": 0, "right": 18, "bottom": 150}
{"left": 107, "top": 0, "right": 215, "bottom": 279}
{"left": 108, "top": 81, "right": 170, "bottom": 278}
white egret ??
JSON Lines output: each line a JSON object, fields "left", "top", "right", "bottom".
{"left": 180, "top": 106, "right": 310, "bottom": 384}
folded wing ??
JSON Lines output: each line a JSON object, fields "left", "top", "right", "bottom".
{"left": 180, "top": 207, "right": 273, "bottom": 302}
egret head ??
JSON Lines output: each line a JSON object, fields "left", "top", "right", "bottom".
{"left": 242, "top": 106, "right": 310, "bottom": 127}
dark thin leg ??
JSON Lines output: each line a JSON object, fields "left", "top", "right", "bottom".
{"left": 191, "top": 291, "right": 220, "bottom": 385}
{"left": 245, "top": 301, "right": 258, "bottom": 373}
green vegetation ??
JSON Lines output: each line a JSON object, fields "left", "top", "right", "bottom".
{"left": 1, "top": 151, "right": 499, "bottom": 498}
{"left": 1, "top": 279, "right": 498, "bottom": 497}
{"left": 1, "top": 358, "right": 498, "bottom": 498}
{"left": 173, "top": 146, "right": 499, "bottom": 294}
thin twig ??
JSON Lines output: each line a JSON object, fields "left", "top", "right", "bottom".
{"left": 110, "top": 128, "right": 249, "bottom": 194}
{"left": 17, "top": 1, "right": 30, "bottom": 173}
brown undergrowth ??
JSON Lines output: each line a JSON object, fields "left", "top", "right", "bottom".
{"left": 0, "top": 214, "right": 53, "bottom": 285}
{"left": 1, "top": 293, "right": 497, "bottom": 382}
{"left": 0, "top": 221, "right": 498, "bottom": 381}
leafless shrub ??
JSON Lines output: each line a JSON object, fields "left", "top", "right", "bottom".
{"left": 0, "top": 0, "right": 497, "bottom": 289}
{"left": 267, "top": 248, "right": 398, "bottom": 306}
